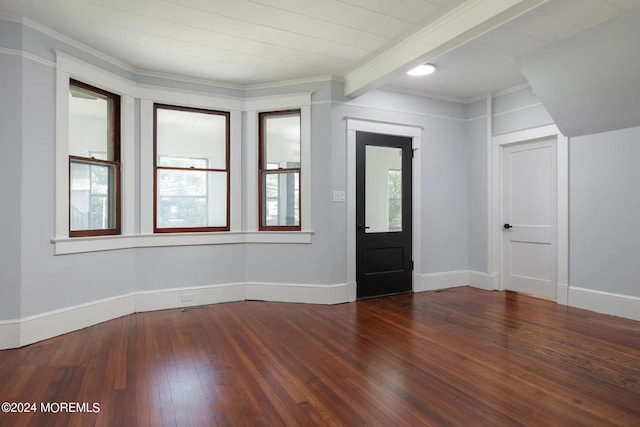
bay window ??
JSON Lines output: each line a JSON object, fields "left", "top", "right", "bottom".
{"left": 55, "top": 52, "right": 311, "bottom": 254}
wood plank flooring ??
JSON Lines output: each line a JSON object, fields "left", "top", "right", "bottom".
{"left": 1, "top": 287, "right": 639, "bottom": 426}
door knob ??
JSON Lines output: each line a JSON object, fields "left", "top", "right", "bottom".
{"left": 503, "top": 223, "right": 513, "bottom": 229}
{"left": 357, "top": 224, "right": 370, "bottom": 230}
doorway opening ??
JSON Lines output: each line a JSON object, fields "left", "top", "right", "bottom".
{"left": 346, "top": 119, "right": 422, "bottom": 301}
{"left": 490, "top": 125, "right": 569, "bottom": 304}
{"left": 356, "top": 132, "right": 413, "bottom": 298}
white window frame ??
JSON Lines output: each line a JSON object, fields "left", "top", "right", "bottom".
{"left": 138, "top": 88, "right": 243, "bottom": 236}
{"left": 54, "top": 52, "right": 135, "bottom": 241}
{"left": 245, "top": 93, "right": 312, "bottom": 234}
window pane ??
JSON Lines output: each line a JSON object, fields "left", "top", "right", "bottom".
{"left": 388, "top": 169, "right": 402, "bottom": 232}
{"left": 264, "top": 114, "right": 300, "bottom": 169}
{"left": 70, "top": 161, "right": 116, "bottom": 231}
{"left": 158, "top": 156, "right": 208, "bottom": 169}
{"left": 262, "top": 170, "right": 299, "bottom": 227}
{"left": 69, "top": 84, "right": 115, "bottom": 160}
{"left": 156, "top": 169, "right": 227, "bottom": 228}
{"left": 365, "top": 146, "right": 402, "bottom": 233}
{"left": 156, "top": 108, "right": 227, "bottom": 169}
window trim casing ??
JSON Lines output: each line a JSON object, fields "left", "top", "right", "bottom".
{"left": 153, "top": 103, "right": 231, "bottom": 233}
{"left": 258, "top": 109, "right": 302, "bottom": 231}
{"left": 138, "top": 87, "right": 244, "bottom": 235}
{"left": 245, "top": 93, "right": 312, "bottom": 234}
{"left": 55, "top": 52, "right": 135, "bottom": 241}
{"left": 68, "top": 79, "right": 122, "bottom": 237}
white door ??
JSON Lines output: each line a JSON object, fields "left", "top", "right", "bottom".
{"left": 501, "top": 138, "right": 557, "bottom": 299}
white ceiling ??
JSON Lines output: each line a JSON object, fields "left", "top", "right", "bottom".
{"left": 1, "top": 0, "right": 639, "bottom": 101}
{"left": 389, "top": 0, "right": 640, "bottom": 101}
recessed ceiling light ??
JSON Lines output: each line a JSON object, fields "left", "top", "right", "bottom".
{"left": 407, "top": 64, "right": 436, "bottom": 76}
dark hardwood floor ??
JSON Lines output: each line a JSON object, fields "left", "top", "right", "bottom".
{"left": 1, "top": 287, "right": 639, "bottom": 426}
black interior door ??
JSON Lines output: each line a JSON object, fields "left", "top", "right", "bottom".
{"left": 356, "top": 131, "right": 412, "bottom": 299}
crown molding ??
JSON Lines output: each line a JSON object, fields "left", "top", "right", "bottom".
{"left": 19, "top": 16, "right": 136, "bottom": 73}
{"left": 491, "top": 82, "right": 532, "bottom": 99}
{"left": 245, "top": 74, "right": 344, "bottom": 91}
{"left": 381, "top": 84, "right": 469, "bottom": 104}
{"left": 133, "top": 68, "right": 245, "bottom": 91}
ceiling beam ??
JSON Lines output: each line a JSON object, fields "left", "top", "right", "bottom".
{"left": 343, "top": 0, "right": 549, "bottom": 98}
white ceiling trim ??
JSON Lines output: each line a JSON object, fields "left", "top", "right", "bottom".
{"left": 134, "top": 69, "right": 246, "bottom": 91}
{"left": 19, "top": 15, "right": 136, "bottom": 74}
{"left": 461, "top": 82, "right": 533, "bottom": 104}
{"left": 381, "top": 84, "right": 471, "bottom": 104}
{"left": 245, "top": 75, "right": 344, "bottom": 91}
{"left": 489, "top": 82, "right": 532, "bottom": 99}
{"left": 382, "top": 79, "right": 533, "bottom": 105}
{"left": 343, "top": 0, "right": 550, "bottom": 97}
{"left": 0, "top": 47, "right": 56, "bottom": 68}
{"left": 0, "top": 11, "right": 20, "bottom": 23}
{"left": 340, "top": 99, "right": 467, "bottom": 123}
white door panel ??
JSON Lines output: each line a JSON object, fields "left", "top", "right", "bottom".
{"left": 508, "top": 226, "right": 552, "bottom": 243}
{"left": 502, "top": 138, "right": 557, "bottom": 299}
{"left": 508, "top": 146, "right": 553, "bottom": 226}
{"left": 509, "top": 241, "right": 552, "bottom": 280}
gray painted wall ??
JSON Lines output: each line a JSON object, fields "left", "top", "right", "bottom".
{"left": 421, "top": 117, "right": 469, "bottom": 273}
{"left": 492, "top": 87, "right": 553, "bottom": 135}
{"left": 570, "top": 125, "right": 640, "bottom": 298}
{"left": 0, "top": 20, "right": 22, "bottom": 50}
{"left": 135, "top": 245, "right": 245, "bottom": 291}
{"left": 8, "top": 17, "right": 640, "bottom": 324}
{"left": 0, "top": 53, "right": 22, "bottom": 320}
{"left": 466, "top": 109, "right": 488, "bottom": 273}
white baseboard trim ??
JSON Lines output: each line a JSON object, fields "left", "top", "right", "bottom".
{"left": 0, "top": 320, "right": 20, "bottom": 350}
{"left": 135, "top": 283, "right": 246, "bottom": 312}
{"left": 19, "top": 293, "right": 135, "bottom": 348}
{"left": 468, "top": 271, "right": 498, "bottom": 291}
{"left": 0, "top": 281, "right": 355, "bottom": 350}
{"left": 415, "top": 270, "right": 497, "bottom": 292}
{"left": 246, "top": 282, "right": 355, "bottom": 305}
{"left": 557, "top": 283, "right": 569, "bottom": 305}
{"left": 415, "top": 270, "right": 469, "bottom": 292}
{"left": 568, "top": 286, "right": 640, "bottom": 322}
